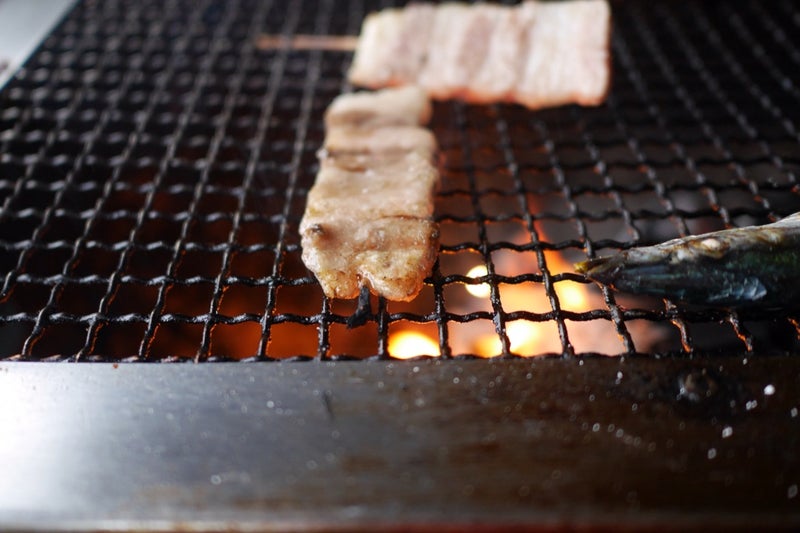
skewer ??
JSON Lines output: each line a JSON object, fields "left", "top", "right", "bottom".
{"left": 346, "top": 286, "right": 373, "bottom": 329}
{"left": 256, "top": 34, "right": 359, "bottom": 52}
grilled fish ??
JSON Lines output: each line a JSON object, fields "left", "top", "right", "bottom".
{"left": 575, "top": 213, "right": 800, "bottom": 309}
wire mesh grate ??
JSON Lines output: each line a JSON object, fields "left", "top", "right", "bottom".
{"left": 1, "top": 0, "right": 799, "bottom": 361}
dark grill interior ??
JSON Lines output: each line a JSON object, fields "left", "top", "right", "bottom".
{"left": 1, "top": 0, "right": 800, "bottom": 361}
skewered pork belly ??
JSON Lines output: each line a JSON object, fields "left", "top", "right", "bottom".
{"left": 300, "top": 87, "right": 440, "bottom": 301}
{"left": 348, "top": 0, "right": 612, "bottom": 109}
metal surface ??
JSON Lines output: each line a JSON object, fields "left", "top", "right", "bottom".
{"left": 1, "top": 0, "right": 800, "bottom": 361}
{"left": 1, "top": 359, "right": 799, "bottom": 532}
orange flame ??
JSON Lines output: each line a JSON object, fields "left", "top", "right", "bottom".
{"left": 462, "top": 247, "right": 625, "bottom": 357}
{"left": 372, "top": 229, "right": 660, "bottom": 359}
{"left": 475, "top": 320, "right": 549, "bottom": 357}
{"left": 388, "top": 331, "right": 440, "bottom": 359}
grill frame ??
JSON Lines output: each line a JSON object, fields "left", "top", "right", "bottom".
{"left": 2, "top": 357, "right": 800, "bottom": 531}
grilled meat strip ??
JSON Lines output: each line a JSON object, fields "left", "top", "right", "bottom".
{"left": 300, "top": 87, "right": 440, "bottom": 301}
{"left": 348, "top": 0, "right": 611, "bottom": 110}
{"left": 323, "top": 84, "right": 432, "bottom": 128}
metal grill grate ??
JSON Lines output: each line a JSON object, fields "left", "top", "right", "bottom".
{"left": 1, "top": 0, "right": 800, "bottom": 362}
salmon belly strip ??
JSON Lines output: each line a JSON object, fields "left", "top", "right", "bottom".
{"left": 348, "top": 0, "right": 611, "bottom": 109}
{"left": 299, "top": 87, "right": 440, "bottom": 301}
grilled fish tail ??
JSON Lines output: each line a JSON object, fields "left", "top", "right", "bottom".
{"left": 576, "top": 213, "right": 800, "bottom": 309}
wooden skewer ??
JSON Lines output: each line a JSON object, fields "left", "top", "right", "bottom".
{"left": 256, "top": 34, "right": 359, "bottom": 52}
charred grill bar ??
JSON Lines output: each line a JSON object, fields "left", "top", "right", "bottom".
{"left": 1, "top": 0, "right": 799, "bottom": 531}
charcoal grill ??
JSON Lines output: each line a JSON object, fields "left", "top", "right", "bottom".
{"left": 1, "top": 0, "right": 799, "bottom": 531}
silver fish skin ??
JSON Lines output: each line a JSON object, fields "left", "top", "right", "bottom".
{"left": 575, "top": 212, "right": 800, "bottom": 309}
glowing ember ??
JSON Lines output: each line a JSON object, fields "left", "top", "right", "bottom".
{"left": 474, "top": 334, "right": 501, "bottom": 358}
{"left": 402, "top": 239, "right": 665, "bottom": 356}
{"left": 454, "top": 230, "right": 661, "bottom": 356}
{"left": 507, "top": 320, "right": 543, "bottom": 353}
{"left": 474, "top": 320, "right": 555, "bottom": 357}
{"left": 389, "top": 331, "right": 440, "bottom": 359}
{"left": 555, "top": 281, "right": 591, "bottom": 311}
{"left": 465, "top": 265, "right": 491, "bottom": 298}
